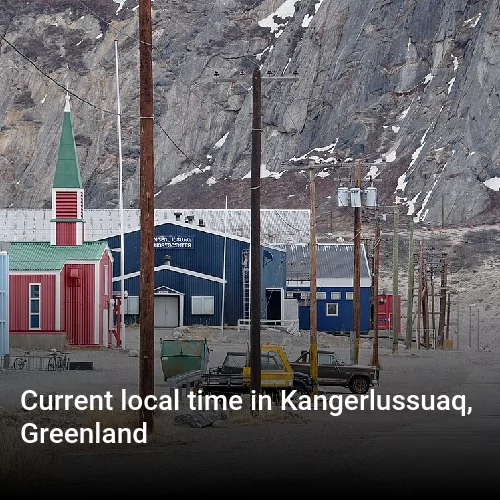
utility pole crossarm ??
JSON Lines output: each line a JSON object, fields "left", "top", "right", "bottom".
{"left": 214, "top": 76, "right": 299, "bottom": 83}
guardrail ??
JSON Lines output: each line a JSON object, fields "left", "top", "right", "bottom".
{"left": 165, "top": 369, "right": 201, "bottom": 399}
{"left": 237, "top": 319, "right": 299, "bottom": 333}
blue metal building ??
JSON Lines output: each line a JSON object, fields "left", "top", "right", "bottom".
{"left": 280, "top": 243, "right": 372, "bottom": 333}
{"left": 102, "top": 220, "right": 287, "bottom": 327}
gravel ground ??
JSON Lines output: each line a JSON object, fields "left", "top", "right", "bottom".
{"left": 2, "top": 324, "right": 499, "bottom": 493}
{"left": 0, "top": 324, "right": 487, "bottom": 410}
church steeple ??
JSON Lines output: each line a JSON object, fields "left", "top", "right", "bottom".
{"left": 50, "top": 92, "right": 85, "bottom": 246}
{"left": 53, "top": 93, "right": 82, "bottom": 189}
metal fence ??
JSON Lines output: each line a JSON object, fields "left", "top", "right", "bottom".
{"left": 7, "top": 352, "right": 70, "bottom": 371}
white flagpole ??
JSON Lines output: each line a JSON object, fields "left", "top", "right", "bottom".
{"left": 221, "top": 196, "right": 228, "bottom": 339}
{"left": 114, "top": 39, "right": 126, "bottom": 349}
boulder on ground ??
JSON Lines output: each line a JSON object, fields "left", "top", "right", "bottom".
{"left": 173, "top": 411, "right": 219, "bottom": 428}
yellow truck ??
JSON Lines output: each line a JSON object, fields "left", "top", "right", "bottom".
{"left": 201, "top": 345, "right": 314, "bottom": 396}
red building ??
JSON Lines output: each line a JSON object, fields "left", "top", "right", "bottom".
{"left": 8, "top": 94, "right": 113, "bottom": 348}
{"left": 377, "top": 292, "right": 402, "bottom": 334}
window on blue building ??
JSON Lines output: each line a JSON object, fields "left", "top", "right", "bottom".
{"left": 331, "top": 292, "right": 341, "bottom": 300}
{"left": 192, "top": 296, "right": 214, "bottom": 315}
{"left": 326, "top": 303, "right": 338, "bottom": 316}
{"left": 346, "top": 292, "right": 354, "bottom": 300}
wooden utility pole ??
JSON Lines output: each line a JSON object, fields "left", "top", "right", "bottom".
{"left": 430, "top": 267, "right": 436, "bottom": 334}
{"left": 309, "top": 163, "right": 318, "bottom": 392}
{"left": 138, "top": 0, "right": 155, "bottom": 433}
{"left": 371, "top": 207, "right": 381, "bottom": 367}
{"left": 392, "top": 205, "right": 399, "bottom": 354}
{"left": 215, "top": 71, "right": 298, "bottom": 394}
{"left": 405, "top": 216, "right": 415, "bottom": 349}
{"left": 249, "top": 68, "right": 262, "bottom": 393}
{"left": 437, "top": 252, "right": 448, "bottom": 348}
{"left": 353, "top": 161, "right": 362, "bottom": 363}
{"left": 416, "top": 239, "right": 423, "bottom": 349}
{"left": 422, "top": 260, "right": 430, "bottom": 348}
{"left": 441, "top": 193, "right": 445, "bottom": 228}
{"left": 477, "top": 307, "right": 480, "bottom": 351}
{"left": 446, "top": 291, "right": 451, "bottom": 342}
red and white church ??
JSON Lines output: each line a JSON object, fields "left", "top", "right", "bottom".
{"left": 8, "top": 94, "right": 114, "bottom": 348}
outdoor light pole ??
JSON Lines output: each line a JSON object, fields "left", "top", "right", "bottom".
{"left": 114, "top": 39, "right": 126, "bottom": 349}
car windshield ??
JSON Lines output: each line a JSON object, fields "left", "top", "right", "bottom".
{"left": 222, "top": 353, "right": 247, "bottom": 369}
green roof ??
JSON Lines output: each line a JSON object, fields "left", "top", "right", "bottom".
{"left": 53, "top": 96, "right": 82, "bottom": 189}
{"left": 9, "top": 241, "right": 108, "bottom": 271}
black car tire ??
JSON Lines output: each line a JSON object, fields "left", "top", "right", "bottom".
{"left": 289, "top": 382, "right": 311, "bottom": 400}
{"left": 348, "top": 376, "right": 370, "bottom": 394}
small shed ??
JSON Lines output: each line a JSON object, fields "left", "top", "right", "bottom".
{"left": 377, "top": 292, "right": 402, "bottom": 333}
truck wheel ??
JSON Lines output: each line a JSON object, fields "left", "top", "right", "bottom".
{"left": 348, "top": 376, "right": 370, "bottom": 394}
{"left": 292, "top": 382, "right": 311, "bottom": 397}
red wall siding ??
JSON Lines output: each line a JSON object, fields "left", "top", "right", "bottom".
{"left": 9, "top": 274, "right": 56, "bottom": 332}
{"left": 60, "top": 269, "right": 66, "bottom": 332}
{"left": 56, "top": 192, "right": 77, "bottom": 218}
{"left": 99, "top": 252, "right": 113, "bottom": 345}
{"left": 377, "top": 294, "right": 402, "bottom": 333}
{"left": 64, "top": 264, "right": 96, "bottom": 345}
{"left": 56, "top": 222, "right": 76, "bottom": 245}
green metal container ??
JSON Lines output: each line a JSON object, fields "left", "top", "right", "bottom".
{"left": 160, "top": 338, "right": 210, "bottom": 381}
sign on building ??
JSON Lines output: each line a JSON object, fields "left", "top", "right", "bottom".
{"left": 154, "top": 236, "right": 194, "bottom": 249}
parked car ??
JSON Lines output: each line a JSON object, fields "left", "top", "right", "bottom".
{"left": 289, "top": 349, "right": 379, "bottom": 394}
{"left": 203, "top": 346, "right": 314, "bottom": 396}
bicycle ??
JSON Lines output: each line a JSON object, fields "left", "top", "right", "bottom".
{"left": 13, "top": 351, "right": 31, "bottom": 370}
{"left": 47, "top": 350, "right": 69, "bottom": 371}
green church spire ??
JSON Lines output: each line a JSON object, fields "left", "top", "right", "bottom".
{"left": 52, "top": 93, "right": 82, "bottom": 189}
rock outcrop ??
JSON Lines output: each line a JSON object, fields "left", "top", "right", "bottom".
{"left": 1, "top": 0, "right": 500, "bottom": 226}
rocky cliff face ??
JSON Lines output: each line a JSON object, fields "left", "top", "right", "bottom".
{"left": 1, "top": 0, "right": 500, "bottom": 228}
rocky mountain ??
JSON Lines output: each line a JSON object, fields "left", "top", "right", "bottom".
{"left": 1, "top": 0, "right": 500, "bottom": 230}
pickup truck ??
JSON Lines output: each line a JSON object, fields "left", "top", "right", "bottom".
{"left": 201, "top": 345, "right": 314, "bottom": 397}
{"left": 289, "top": 350, "right": 379, "bottom": 394}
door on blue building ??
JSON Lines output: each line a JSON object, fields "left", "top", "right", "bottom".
{"left": 266, "top": 288, "right": 282, "bottom": 323}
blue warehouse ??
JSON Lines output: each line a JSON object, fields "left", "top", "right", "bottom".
{"left": 281, "top": 243, "right": 372, "bottom": 333}
{"left": 103, "top": 219, "right": 287, "bottom": 327}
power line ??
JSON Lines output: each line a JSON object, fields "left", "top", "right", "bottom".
{"left": 154, "top": 121, "right": 191, "bottom": 160}
{"left": 74, "top": 1, "right": 308, "bottom": 177}
{"left": 0, "top": 34, "right": 117, "bottom": 116}
{"left": 2, "top": 2, "right": 306, "bottom": 190}
{"left": 0, "top": 31, "right": 197, "bottom": 171}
